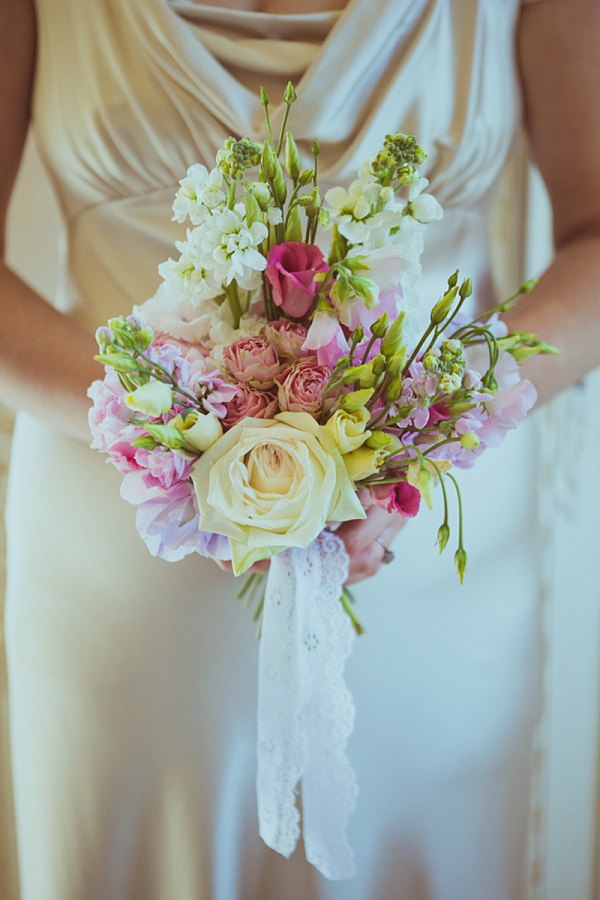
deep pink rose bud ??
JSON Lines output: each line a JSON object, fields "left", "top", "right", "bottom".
{"left": 221, "top": 383, "right": 278, "bottom": 427}
{"left": 222, "top": 336, "right": 285, "bottom": 390}
{"left": 265, "top": 242, "right": 329, "bottom": 318}
{"left": 277, "top": 361, "right": 331, "bottom": 415}
{"left": 370, "top": 481, "right": 421, "bottom": 518}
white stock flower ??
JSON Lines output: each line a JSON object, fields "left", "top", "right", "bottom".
{"left": 158, "top": 227, "right": 223, "bottom": 306}
{"left": 172, "top": 164, "right": 227, "bottom": 225}
{"left": 135, "top": 281, "right": 220, "bottom": 344}
{"left": 198, "top": 208, "right": 268, "bottom": 290}
{"left": 325, "top": 171, "right": 402, "bottom": 245}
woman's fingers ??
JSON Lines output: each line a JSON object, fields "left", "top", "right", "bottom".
{"left": 336, "top": 506, "right": 407, "bottom": 585}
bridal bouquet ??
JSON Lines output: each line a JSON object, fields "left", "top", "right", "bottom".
{"left": 88, "top": 84, "right": 555, "bottom": 879}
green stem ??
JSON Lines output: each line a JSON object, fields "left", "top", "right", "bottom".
{"left": 226, "top": 283, "right": 243, "bottom": 329}
{"left": 340, "top": 588, "right": 365, "bottom": 636}
{"left": 403, "top": 322, "right": 436, "bottom": 374}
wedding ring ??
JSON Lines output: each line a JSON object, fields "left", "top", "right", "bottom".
{"left": 375, "top": 537, "right": 395, "bottom": 565}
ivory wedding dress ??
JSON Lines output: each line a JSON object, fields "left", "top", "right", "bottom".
{"left": 6, "top": 0, "right": 546, "bottom": 897}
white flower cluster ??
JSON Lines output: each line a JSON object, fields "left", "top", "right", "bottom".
{"left": 160, "top": 166, "right": 270, "bottom": 308}
{"left": 324, "top": 162, "right": 442, "bottom": 331}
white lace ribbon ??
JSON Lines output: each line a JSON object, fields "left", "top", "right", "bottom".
{"left": 256, "top": 531, "right": 358, "bottom": 880}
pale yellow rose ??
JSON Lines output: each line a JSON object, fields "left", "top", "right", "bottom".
{"left": 169, "top": 410, "right": 223, "bottom": 452}
{"left": 325, "top": 407, "right": 371, "bottom": 454}
{"left": 124, "top": 381, "right": 173, "bottom": 416}
{"left": 343, "top": 446, "right": 386, "bottom": 481}
{"left": 190, "top": 411, "right": 365, "bottom": 575}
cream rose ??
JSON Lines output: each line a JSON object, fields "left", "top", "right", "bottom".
{"left": 324, "top": 407, "right": 371, "bottom": 454}
{"left": 190, "top": 411, "right": 365, "bottom": 574}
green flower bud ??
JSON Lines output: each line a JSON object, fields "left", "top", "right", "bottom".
{"left": 339, "top": 364, "right": 371, "bottom": 385}
{"left": 298, "top": 169, "right": 314, "bottom": 186}
{"left": 94, "top": 353, "right": 140, "bottom": 373}
{"left": 284, "top": 131, "right": 301, "bottom": 179}
{"left": 385, "top": 376, "right": 404, "bottom": 403}
{"left": 273, "top": 158, "right": 287, "bottom": 204}
{"left": 349, "top": 275, "right": 379, "bottom": 308}
{"left": 340, "top": 388, "right": 375, "bottom": 411}
{"left": 284, "top": 204, "right": 303, "bottom": 243}
{"left": 328, "top": 225, "right": 348, "bottom": 265}
{"left": 284, "top": 81, "right": 297, "bottom": 104}
{"left": 245, "top": 193, "right": 263, "bottom": 228}
{"left": 454, "top": 547, "right": 468, "bottom": 584}
{"left": 311, "top": 138, "right": 320, "bottom": 157}
{"left": 260, "top": 86, "right": 269, "bottom": 107}
{"left": 370, "top": 312, "right": 389, "bottom": 338}
{"left": 430, "top": 286, "right": 458, "bottom": 325}
{"left": 381, "top": 313, "right": 406, "bottom": 358}
{"left": 350, "top": 324, "right": 364, "bottom": 344}
{"left": 387, "top": 349, "right": 406, "bottom": 377}
{"left": 447, "top": 270, "right": 459, "bottom": 290}
{"left": 437, "top": 523, "right": 450, "bottom": 554}
{"left": 261, "top": 140, "right": 277, "bottom": 179}
{"left": 131, "top": 436, "right": 158, "bottom": 451}
{"left": 143, "top": 423, "right": 190, "bottom": 451}
{"left": 138, "top": 326, "right": 154, "bottom": 350}
{"left": 459, "top": 278, "right": 472, "bottom": 300}
{"left": 372, "top": 353, "right": 386, "bottom": 378}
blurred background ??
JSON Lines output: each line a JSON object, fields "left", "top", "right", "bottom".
{"left": 1, "top": 137, "right": 599, "bottom": 900}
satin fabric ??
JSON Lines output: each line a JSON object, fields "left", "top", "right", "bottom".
{"left": 7, "top": 2, "right": 544, "bottom": 898}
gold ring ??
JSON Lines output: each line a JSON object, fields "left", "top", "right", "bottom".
{"left": 375, "top": 537, "right": 395, "bottom": 564}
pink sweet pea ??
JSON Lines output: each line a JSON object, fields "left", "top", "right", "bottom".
{"left": 266, "top": 242, "right": 329, "bottom": 318}
{"left": 370, "top": 481, "right": 421, "bottom": 517}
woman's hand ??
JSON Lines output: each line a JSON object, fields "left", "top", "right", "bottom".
{"left": 212, "top": 502, "right": 407, "bottom": 584}
{"left": 335, "top": 504, "right": 407, "bottom": 585}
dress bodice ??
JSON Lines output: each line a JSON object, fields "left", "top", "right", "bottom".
{"left": 32, "top": 0, "right": 522, "bottom": 329}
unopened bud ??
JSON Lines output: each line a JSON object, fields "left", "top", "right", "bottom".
{"left": 387, "top": 349, "right": 406, "bottom": 377}
{"left": 447, "top": 270, "right": 459, "bottom": 289}
{"left": 385, "top": 376, "right": 404, "bottom": 403}
{"left": 298, "top": 169, "right": 313, "bottom": 186}
{"left": 430, "top": 286, "right": 458, "bottom": 325}
{"left": 284, "top": 132, "right": 301, "bottom": 179}
{"left": 459, "top": 278, "right": 472, "bottom": 300}
{"left": 340, "top": 388, "right": 375, "bottom": 411}
{"left": 454, "top": 547, "right": 468, "bottom": 584}
{"left": 245, "top": 193, "right": 263, "bottom": 228}
{"left": 437, "top": 523, "right": 450, "bottom": 553}
{"left": 370, "top": 312, "right": 389, "bottom": 339}
{"left": 94, "top": 352, "right": 140, "bottom": 373}
{"left": 261, "top": 140, "right": 277, "bottom": 179}
{"left": 381, "top": 313, "right": 405, "bottom": 357}
{"left": 284, "top": 204, "right": 303, "bottom": 243}
{"left": 283, "top": 81, "right": 297, "bottom": 104}
{"left": 372, "top": 354, "right": 386, "bottom": 378}
{"left": 340, "top": 364, "right": 371, "bottom": 385}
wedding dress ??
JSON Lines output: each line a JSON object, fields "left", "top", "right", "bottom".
{"left": 6, "top": 0, "right": 547, "bottom": 898}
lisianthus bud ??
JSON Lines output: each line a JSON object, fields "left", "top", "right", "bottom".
{"left": 245, "top": 193, "right": 263, "bottom": 228}
{"left": 284, "top": 131, "right": 301, "bottom": 179}
{"left": 284, "top": 80, "right": 297, "bottom": 104}
{"left": 339, "top": 364, "right": 371, "bottom": 385}
{"left": 381, "top": 313, "right": 405, "bottom": 358}
{"left": 372, "top": 354, "right": 386, "bottom": 378}
{"left": 370, "top": 312, "right": 389, "bottom": 339}
{"left": 454, "top": 547, "right": 468, "bottom": 584}
{"left": 298, "top": 169, "right": 314, "bottom": 186}
{"left": 124, "top": 381, "right": 173, "bottom": 416}
{"left": 387, "top": 349, "right": 406, "bottom": 377}
{"left": 459, "top": 278, "right": 472, "bottom": 300}
{"left": 143, "top": 423, "right": 190, "bottom": 451}
{"left": 386, "top": 377, "right": 404, "bottom": 403}
{"left": 437, "top": 523, "right": 450, "bottom": 553}
{"left": 261, "top": 140, "right": 277, "bottom": 179}
{"left": 340, "top": 388, "right": 375, "bottom": 411}
{"left": 94, "top": 352, "right": 141, "bottom": 373}
{"left": 284, "top": 204, "right": 303, "bottom": 243}
{"left": 138, "top": 326, "right": 154, "bottom": 350}
{"left": 430, "top": 286, "right": 458, "bottom": 325}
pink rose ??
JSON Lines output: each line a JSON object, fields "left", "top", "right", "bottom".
{"left": 370, "top": 481, "right": 421, "bottom": 517}
{"left": 221, "top": 384, "right": 278, "bottom": 427}
{"left": 222, "top": 336, "right": 285, "bottom": 390}
{"left": 264, "top": 320, "right": 313, "bottom": 360}
{"left": 277, "top": 361, "right": 331, "bottom": 415}
{"left": 265, "top": 242, "right": 329, "bottom": 318}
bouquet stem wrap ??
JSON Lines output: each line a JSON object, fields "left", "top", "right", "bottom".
{"left": 256, "top": 531, "right": 358, "bottom": 880}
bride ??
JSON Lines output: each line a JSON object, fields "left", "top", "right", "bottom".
{"left": 1, "top": 0, "right": 599, "bottom": 898}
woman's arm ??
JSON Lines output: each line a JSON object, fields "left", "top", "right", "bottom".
{"left": 504, "top": 0, "right": 600, "bottom": 404}
{"left": 0, "top": 0, "right": 101, "bottom": 443}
